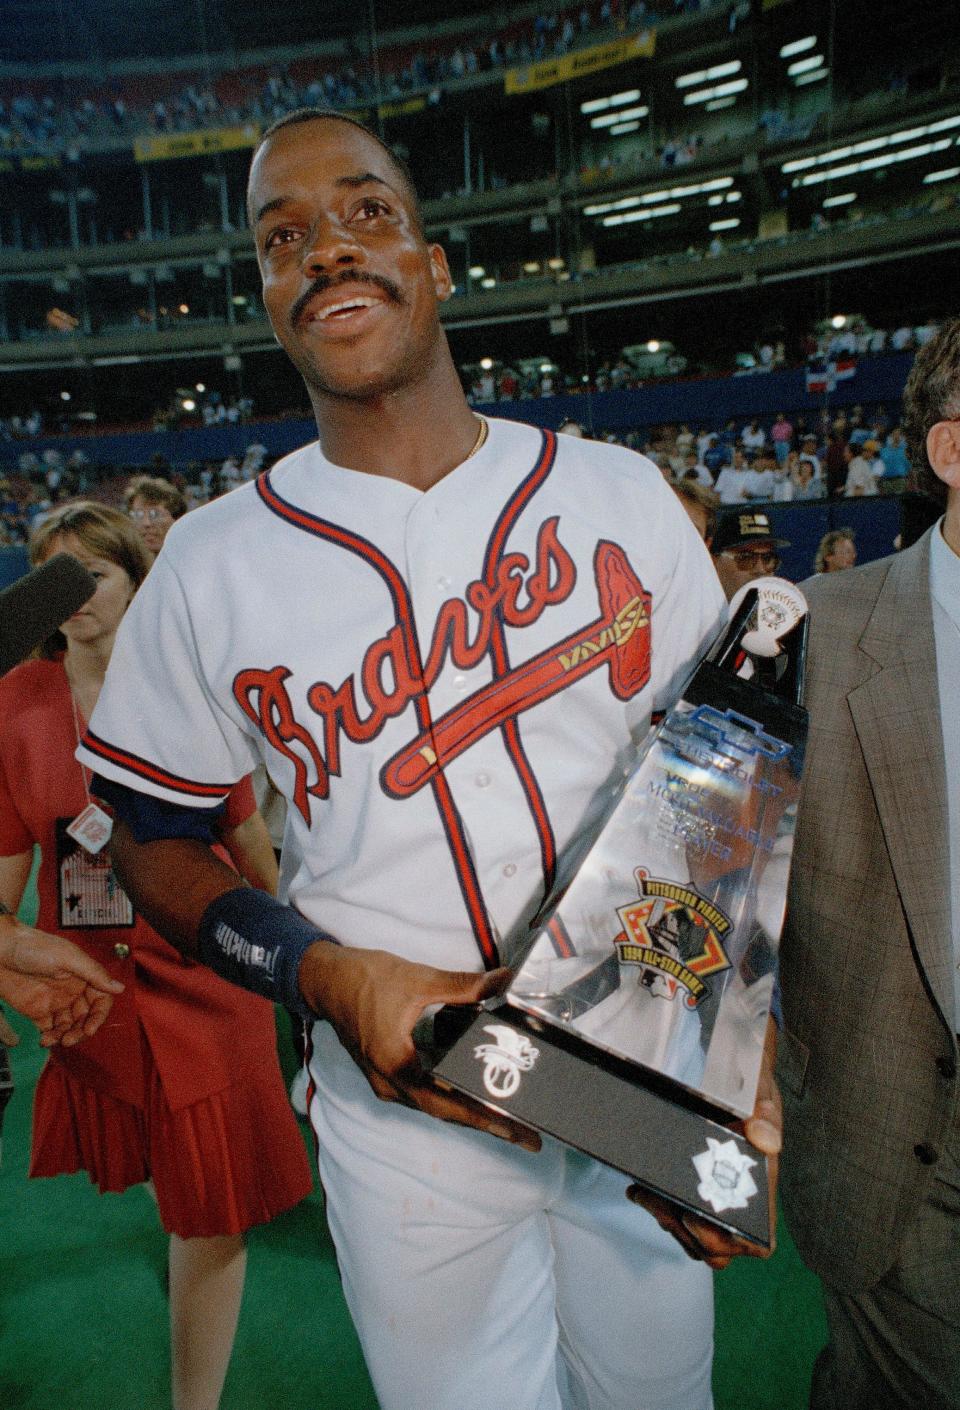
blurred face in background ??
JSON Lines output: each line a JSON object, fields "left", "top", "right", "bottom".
{"left": 824, "top": 537, "right": 857, "bottom": 571}
{"left": 42, "top": 533, "right": 135, "bottom": 654}
{"left": 128, "top": 494, "right": 175, "bottom": 556}
{"left": 713, "top": 540, "right": 780, "bottom": 601}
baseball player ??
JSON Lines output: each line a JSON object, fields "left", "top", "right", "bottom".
{"left": 78, "top": 110, "right": 781, "bottom": 1410}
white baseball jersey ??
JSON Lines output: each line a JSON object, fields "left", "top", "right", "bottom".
{"left": 80, "top": 416, "right": 725, "bottom": 1410}
{"left": 81, "top": 417, "right": 724, "bottom": 980}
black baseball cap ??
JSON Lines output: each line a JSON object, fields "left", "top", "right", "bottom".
{"left": 712, "top": 510, "right": 790, "bottom": 555}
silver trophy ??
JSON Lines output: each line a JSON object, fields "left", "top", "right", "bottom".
{"left": 419, "top": 578, "right": 809, "bottom": 1246}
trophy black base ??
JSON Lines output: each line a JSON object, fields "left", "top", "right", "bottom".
{"left": 425, "top": 1000, "right": 772, "bottom": 1248}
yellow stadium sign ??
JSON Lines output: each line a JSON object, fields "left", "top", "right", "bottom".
{"left": 18, "top": 154, "right": 61, "bottom": 171}
{"left": 378, "top": 96, "right": 428, "bottom": 120}
{"left": 505, "top": 30, "right": 656, "bottom": 95}
{"left": 134, "top": 124, "right": 261, "bottom": 163}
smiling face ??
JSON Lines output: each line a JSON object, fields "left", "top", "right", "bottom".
{"left": 249, "top": 117, "right": 453, "bottom": 404}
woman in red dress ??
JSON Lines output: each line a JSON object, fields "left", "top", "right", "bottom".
{"left": 0, "top": 502, "right": 312, "bottom": 1410}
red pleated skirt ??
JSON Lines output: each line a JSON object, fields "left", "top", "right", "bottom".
{"left": 30, "top": 1047, "right": 314, "bottom": 1239}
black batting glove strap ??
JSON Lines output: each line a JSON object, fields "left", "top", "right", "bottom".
{"left": 197, "top": 885, "right": 334, "bottom": 1020}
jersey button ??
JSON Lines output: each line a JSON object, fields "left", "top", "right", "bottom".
{"left": 113, "top": 943, "right": 131, "bottom": 960}
{"left": 475, "top": 771, "right": 491, "bottom": 788}
{"left": 503, "top": 863, "right": 517, "bottom": 877}
{"left": 914, "top": 1142, "right": 939, "bottom": 1165}
{"left": 936, "top": 1055, "right": 956, "bottom": 1079}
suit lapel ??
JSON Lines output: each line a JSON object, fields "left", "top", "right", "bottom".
{"left": 847, "top": 532, "right": 954, "bottom": 1028}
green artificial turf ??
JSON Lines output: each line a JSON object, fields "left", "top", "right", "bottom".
{"left": 0, "top": 862, "right": 825, "bottom": 1407}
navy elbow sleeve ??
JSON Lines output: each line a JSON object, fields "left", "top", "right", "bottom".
{"left": 92, "top": 774, "right": 223, "bottom": 846}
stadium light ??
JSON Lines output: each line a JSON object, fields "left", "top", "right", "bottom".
{"left": 590, "top": 105, "right": 649, "bottom": 127}
{"left": 675, "top": 60, "right": 741, "bottom": 88}
{"left": 603, "top": 203, "right": 681, "bottom": 226}
{"left": 709, "top": 218, "right": 740, "bottom": 231}
{"left": 779, "top": 36, "right": 817, "bottom": 58}
{"left": 924, "top": 166, "right": 960, "bottom": 183}
{"left": 683, "top": 78, "right": 749, "bottom": 106}
{"left": 580, "top": 89, "right": 641, "bottom": 114}
{"left": 787, "top": 55, "right": 824, "bottom": 76}
{"left": 794, "top": 138, "right": 953, "bottom": 186}
{"left": 782, "top": 118, "right": 960, "bottom": 174}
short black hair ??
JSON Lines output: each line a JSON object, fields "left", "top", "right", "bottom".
{"left": 250, "top": 107, "right": 425, "bottom": 236}
{"left": 902, "top": 317, "right": 960, "bottom": 508}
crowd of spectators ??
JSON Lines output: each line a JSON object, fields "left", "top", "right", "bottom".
{"left": 0, "top": 310, "right": 942, "bottom": 549}
{"left": 0, "top": 0, "right": 706, "bottom": 156}
{"left": 1, "top": 0, "right": 942, "bottom": 203}
{"left": 602, "top": 402, "right": 915, "bottom": 509}
{"left": 152, "top": 388, "right": 255, "bottom": 432}
{"left": 0, "top": 410, "right": 43, "bottom": 440}
{"left": 0, "top": 396, "right": 912, "bottom": 552}
{"left": 0, "top": 437, "right": 275, "bottom": 547}
{"left": 462, "top": 317, "right": 944, "bottom": 406}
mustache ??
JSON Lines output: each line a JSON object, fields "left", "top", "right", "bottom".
{"left": 290, "top": 271, "right": 404, "bottom": 329}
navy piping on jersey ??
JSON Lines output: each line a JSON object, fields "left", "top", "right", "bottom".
{"left": 480, "top": 430, "right": 560, "bottom": 904}
{"left": 256, "top": 467, "right": 501, "bottom": 970}
{"left": 81, "top": 728, "right": 233, "bottom": 803}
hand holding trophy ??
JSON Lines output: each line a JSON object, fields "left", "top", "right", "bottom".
{"left": 418, "top": 576, "right": 808, "bottom": 1249}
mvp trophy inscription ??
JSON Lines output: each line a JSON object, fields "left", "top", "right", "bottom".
{"left": 419, "top": 578, "right": 808, "bottom": 1246}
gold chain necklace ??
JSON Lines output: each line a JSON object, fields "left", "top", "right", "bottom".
{"left": 463, "top": 414, "right": 489, "bottom": 462}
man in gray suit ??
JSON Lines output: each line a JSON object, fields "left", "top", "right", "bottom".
{"left": 778, "top": 318, "right": 960, "bottom": 1409}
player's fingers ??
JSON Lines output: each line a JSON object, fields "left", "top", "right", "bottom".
{"left": 742, "top": 1100, "right": 781, "bottom": 1156}
{"left": 360, "top": 1061, "right": 538, "bottom": 1150}
{"left": 364, "top": 1067, "right": 407, "bottom": 1105}
{"left": 676, "top": 1212, "right": 763, "bottom": 1269}
{"left": 637, "top": 1182, "right": 771, "bottom": 1267}
{"left": 626, "top": 1186, "right": 704, "bottom": 1260}
{"left": 626, "top": 1187, "right": 752, "bottom": 1269}
{"left": 406, "top": 1073, "right": 540, "bottom": 1150}
{"left": 420, "top": 964, "right": 512, "bottom": 1015}
{"left": 473, "top": 966, "right": 515, "bottom": 1000}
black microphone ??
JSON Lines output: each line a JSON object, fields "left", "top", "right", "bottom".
{"left": 0, "top": 553, "right": 98, "bottom": 676}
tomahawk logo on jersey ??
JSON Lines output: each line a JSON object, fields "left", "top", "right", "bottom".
{"left": 79, "top": 419, "right": 724, "bottom": 975}
{"left": 230, "top": 516, "right": 651, "bottom": 820}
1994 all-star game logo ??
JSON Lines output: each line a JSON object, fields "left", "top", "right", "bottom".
{"left": 614, "top": 869, "right": 732, "bottom": 1008}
